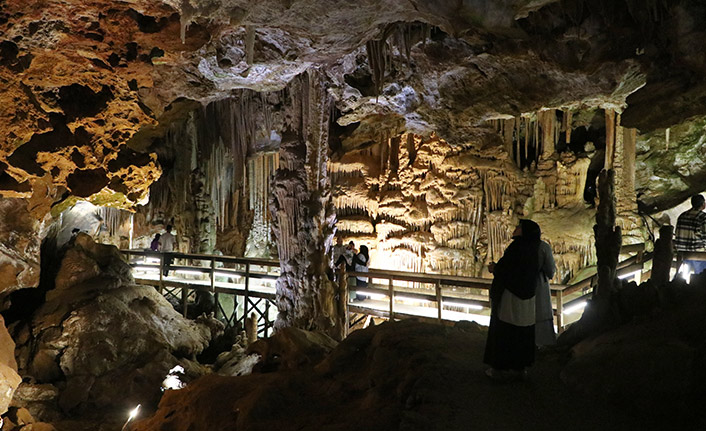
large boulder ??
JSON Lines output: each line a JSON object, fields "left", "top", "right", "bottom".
{"left": 0, "top": 315, "right": 22, "bottom": 415}
{"left": 11, "top": 235, "right": 213, "bottom": 417}
{"left": 561, "top": 284, "right": 706, "bottom": 416}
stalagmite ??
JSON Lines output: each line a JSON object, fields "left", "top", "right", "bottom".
{"left": 593, "top": 169, "right": 621, "bottom": 323}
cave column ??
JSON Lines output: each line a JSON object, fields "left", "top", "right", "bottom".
{"left": 593, "top": 169, "right": 621, "bottom": 324}
{"left": 269, "top": 70, "right": 343, "bottom": 339}
{"left": 606, "top": 110, "right": 643, "bottom": 238}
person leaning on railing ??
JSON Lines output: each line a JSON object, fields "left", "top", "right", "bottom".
{"left": 674, "top": 194, "right": 706, "bottom": 276}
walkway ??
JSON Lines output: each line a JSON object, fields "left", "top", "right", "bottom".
{"left": 120, "top": 244, "right": 689, "bottom": 336}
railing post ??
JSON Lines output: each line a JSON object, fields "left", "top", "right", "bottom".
{"left": 436, "top": 280, "right": 442, "bottom": 323}
{"left": 338, "top": 264, "right": 349, "bottom": 337}
{"left": 182, "top": 287, "right": 188, "bottom": 318}
{"left": 556, "top": 289, "right": 564, "bottom": 334}
{"left": 210, "top": 258, "right": 215, "bottom": 292}
{"left": 158, "top": 254, "right": 164, "bottom": 294}
{"left": 244, "top": 263, "right": 250, "bottom": 321}
{"left": 388, "top": 278, "right": 394, "bottom": 320}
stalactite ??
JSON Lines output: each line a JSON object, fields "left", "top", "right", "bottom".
{"left": 538, "top": 109, "right": 557, "bottom": 158}
{"left": 245, "top": 25, "right": 255, "bottom": 65}
{"left": 97, "top": 207, "right": 126, "bottom": 238}
{"left": 366, "top": 38, "right": 388, "bottom": 97}
{"left": 564, "top": 109, "right": 573, "bottom": 144}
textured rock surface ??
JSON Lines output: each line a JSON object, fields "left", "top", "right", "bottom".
{"left": 0, "top": 198, "right": 46, "bottom": 297}
{"left": 562, "top": 282, "right": 706, "bottom": 416}
{"left": 269, "top": 73, "right": 343, "bottom": 337}
{"left": 636, "top": 116, "right": 706, "bottom": 213}
{"left": 331, "top": 131, "right": 602, "bottom": 280}
{"left": 132, "top": 319, "right": 706, "bottom": 431}
{"left": 0, "top": 315, "right": 22, "bottom": 416}
{"left": 2, "top": 0, "right": 706, "bottom": 213}
{"left": 10, "top": 235, "right": 213, "bottom": 416}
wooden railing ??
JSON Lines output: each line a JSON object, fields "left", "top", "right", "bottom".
{"left": 120, "top": 249, "right": 280, "bottom": 336}
{"left": 121, "top": 244, "right": 706, "bottom": 335}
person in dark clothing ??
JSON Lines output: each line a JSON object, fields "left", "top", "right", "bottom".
{"left": 334, "top": 241, "right": 356, "bottom": 271}
{"left": 150, "top": 233, "right": 161, "bottom": 251}
{"left": 484, "top": 219, "right": 553, "bottom": 381}
{"left": 349, "top": 245, "right": 370, "bottom": 300}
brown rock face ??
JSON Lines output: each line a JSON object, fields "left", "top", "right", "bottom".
{"left": 11, "top": 235, "right": 213, "bottom": 416}
{"left": 0, "top": 197, "right": 46, "bottom": 296}
{"left": 2, "top": 0, "right": 705, "bottom": 212}
{"left": 0, "top": 315, "right": 22, "bottom": 415}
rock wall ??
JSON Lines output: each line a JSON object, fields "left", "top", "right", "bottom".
{"left": 0, "top": 197, "right": 48, "bottom": 298}
{"left": 0, "top": 315, "right": 21, "bottom": 416}
{"left": 10, "top": 234, "right": 213, "bottom": 417}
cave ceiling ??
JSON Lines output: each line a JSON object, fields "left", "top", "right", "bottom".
{"left": 1, "top": 0, "right": 706, "bottom": 214}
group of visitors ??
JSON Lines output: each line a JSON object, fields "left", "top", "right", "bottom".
{"left": 333, "top": 237, "right": 370, "bottom": 300}
{"left": 483, "top": 193, "right": 705, "bottom": 382}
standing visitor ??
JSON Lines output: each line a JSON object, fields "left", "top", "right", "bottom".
{"left": 351, "top": 245, "right": 370, "bottom": 300}
{"left": 335, "top": 240, "right": 356, "bottom": 271}
{"left": 484, "top": 219, "right": 554, "bottom": 381}
{"left": 160, "top": 225, "right": 177, "bottom": 276}
{"left": 150, "top": 233, "right": 161, "bottom": 252}
{"left": 674, "top": 194, "right": 706, "bottom": 276}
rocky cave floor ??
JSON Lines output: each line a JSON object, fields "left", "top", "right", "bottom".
{"left": 45, "top": 316, "right": 706, "bottom": 431}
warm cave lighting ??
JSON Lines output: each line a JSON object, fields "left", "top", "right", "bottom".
{"left": 121, "top": 404, "right": 141, "bottom": 431}
{"left": 175, "top": 269, "right": 205, "bottom": 276}
{"left": 443, "top": 300, "right": 484, "bottom": 311}
{"left": 618, "top": 270, "right": 642, "bottom": 281}
{"left": 162, "top": 365, "right": 186, "bottom": 391}
{"left": 678, "top": 263, "right": 692, "bottom": 284}
{"left": 133, "top": 265, "right": 159, "bottom": 273}
{"left": 562, "top": 301, "right": 587, "bottom": 315}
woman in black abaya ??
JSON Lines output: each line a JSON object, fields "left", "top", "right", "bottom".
{"left": 484, "top": 219, "right": 553, "bottom": 380}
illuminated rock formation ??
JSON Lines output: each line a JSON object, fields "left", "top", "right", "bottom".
{"left": 9, "top": 235, "right": 213, "bottom": 417}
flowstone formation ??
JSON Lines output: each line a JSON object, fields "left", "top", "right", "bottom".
{"left": 7, "top": 234, "right": 213, "bottom": 419}
{"left": 329, "top": 114, "right": 633, "bottom": 281}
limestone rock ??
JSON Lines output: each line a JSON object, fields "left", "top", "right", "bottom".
{"left": 11, "top": 236, "right": 213, "bottom": 415}
{"left": 561, "top": 286, "right": 706, "bottom": 415}
{"left": 5, "top": 407, "right": 34, "bottom": 426}
{"left": 9, "top": 383, "right": 61, "bottom": 424}
{"left": 18, "top": 424, "right": 57, "bottom": 431}
{"left": 247, "top": 327, "right": 338, "bottom": 373}
{"left": 0, "top": 316, "right": 21, "bottom": 416}
{"left": 0, "top": 198, "right": 46, "bottom": 296}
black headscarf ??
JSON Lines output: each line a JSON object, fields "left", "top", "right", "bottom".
{"left": 358, "top": 245, "right": 369, "bottom": 263}
{"left": 491, "top": 219, "right": 542, "bottom": 301}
